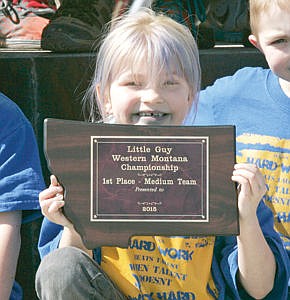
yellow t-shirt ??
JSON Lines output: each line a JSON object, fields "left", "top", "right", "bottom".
{"left": 101, "top": 236, "right": 218, "bottom": 299}
{"left": 237, "top": 134, "right": 290, "bottom": 251}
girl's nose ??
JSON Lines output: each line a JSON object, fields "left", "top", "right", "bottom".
{"left": 140, "top": 88, "right": 163, "bottom": 103}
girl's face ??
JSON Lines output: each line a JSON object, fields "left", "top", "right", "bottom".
{"left": 103, "top": 63, "right": 193, "bottom": 126}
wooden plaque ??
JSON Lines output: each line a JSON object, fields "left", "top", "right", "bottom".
{"left": 44, "top": 118, "right": 238, "bottom": 249}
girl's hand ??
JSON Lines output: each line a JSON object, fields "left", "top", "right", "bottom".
{"left": 231, "top": 163, "right": 267, "bottom": 221}
{"left": 39, "top": 175, "right": 73, "bottom": 228}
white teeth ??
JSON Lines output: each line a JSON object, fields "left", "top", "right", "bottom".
{"left": 138, "top": 112, "right": 164, "bottom": 117}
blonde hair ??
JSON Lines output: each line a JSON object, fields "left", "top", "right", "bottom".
{"left": 249, "top": 0, "right": 290, "bottom": 35}
{"left": 83, "top": 7, "right": 200, "bottom": 122}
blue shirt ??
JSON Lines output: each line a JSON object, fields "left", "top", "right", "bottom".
{"left": 185, "top": 66, "right": 290, "bottom": 293}
{"left": 0, "top": 92, "right": 45, "bottom": 299}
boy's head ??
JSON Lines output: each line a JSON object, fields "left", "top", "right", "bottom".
{"left": 84, "top": 8, "right": 200, "bottom": 124}
{"left": 248, "top": 0, "right": 290, "bottom": 83}
{"left": 249, "top": 0, "right": 289, "bottom": 36}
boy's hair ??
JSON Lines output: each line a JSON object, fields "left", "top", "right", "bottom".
{"left": 249, "top": 0, "right": 289, "bottom": 35}
{"left": 83, "top": 7, "right": 201, "bottom": 122}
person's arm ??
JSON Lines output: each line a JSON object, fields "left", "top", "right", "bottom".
{"left": 39, "top": 175, "right": 92, "bottom": 256}
{"left": 237, "top": 214, "right": 276, "bottom": 298}
{"left": 0, "top": 211, "right": 22, "bottom": 300}
{"left": 232, "top": 163, "right": 276, "bottom": 299}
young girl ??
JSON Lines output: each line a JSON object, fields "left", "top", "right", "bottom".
{"left": 35, "top": 8, "right": 288, "bottom": 300}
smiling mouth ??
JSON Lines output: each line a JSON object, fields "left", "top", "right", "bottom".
{"left": 136, "top": 112, "right": 168, "bottom": 117}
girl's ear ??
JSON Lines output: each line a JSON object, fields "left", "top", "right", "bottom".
{"left": 96, "top": 84, "right": 112, "bottom": 116}
{"left": 104, "top": 100, "right": 113, "bottom": 116}
{"left": 188, "top": 93, "right": 194, "bottom": 104}
{"left": 188, "top": 92, "right": 194, "bottom": 106}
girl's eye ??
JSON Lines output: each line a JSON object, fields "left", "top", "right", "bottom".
{"left": 163, "top": 80, "right": 177, "bottom": 86}
{"left": 123, "top": 81, "right": 141, "bottom": 86}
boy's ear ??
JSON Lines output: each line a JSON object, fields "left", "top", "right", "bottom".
{"left": 248, "top": 34, "right": 262, "bottom": 51}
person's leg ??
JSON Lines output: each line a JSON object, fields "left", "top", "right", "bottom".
{"left": 35, "top": 246, "right": 127, "bottom": 300}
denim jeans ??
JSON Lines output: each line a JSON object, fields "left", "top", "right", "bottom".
{"left": 35, "top": 246, "right": 127, "bottom": 300}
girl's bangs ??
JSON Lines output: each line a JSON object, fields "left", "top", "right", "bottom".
{"left": 112, "top": 33, "right": 185, "bottom": 84}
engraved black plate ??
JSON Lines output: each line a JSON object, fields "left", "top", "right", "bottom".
{"left": 91, "top": 137, "right": 208, "bottom": 222}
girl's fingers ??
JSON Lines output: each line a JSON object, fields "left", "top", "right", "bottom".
{"left": 232, "top": 174, "right": 250, "bottom": 195}
{"left": 233, "top": 164, "right": 264, "bottom": 184}
{"left": 38, "top": 176, "right": 71, "bottom": 226}
{"left": 232, "top": 164, "right": 266, "bottom": 199}
{"left": 39, "top": 185, "right": 63, "bottom": 201}
{"left": 233, "top": 163, "right": 258, "bottom": 171}
{"left": 47, "top": 200, "right": 65, "bottom": 214}
{"left": 50, "top": 174, "right": 60, "bottom": 187}
{"left": 40, "top": 194, "right": 64, "bottom": 211}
